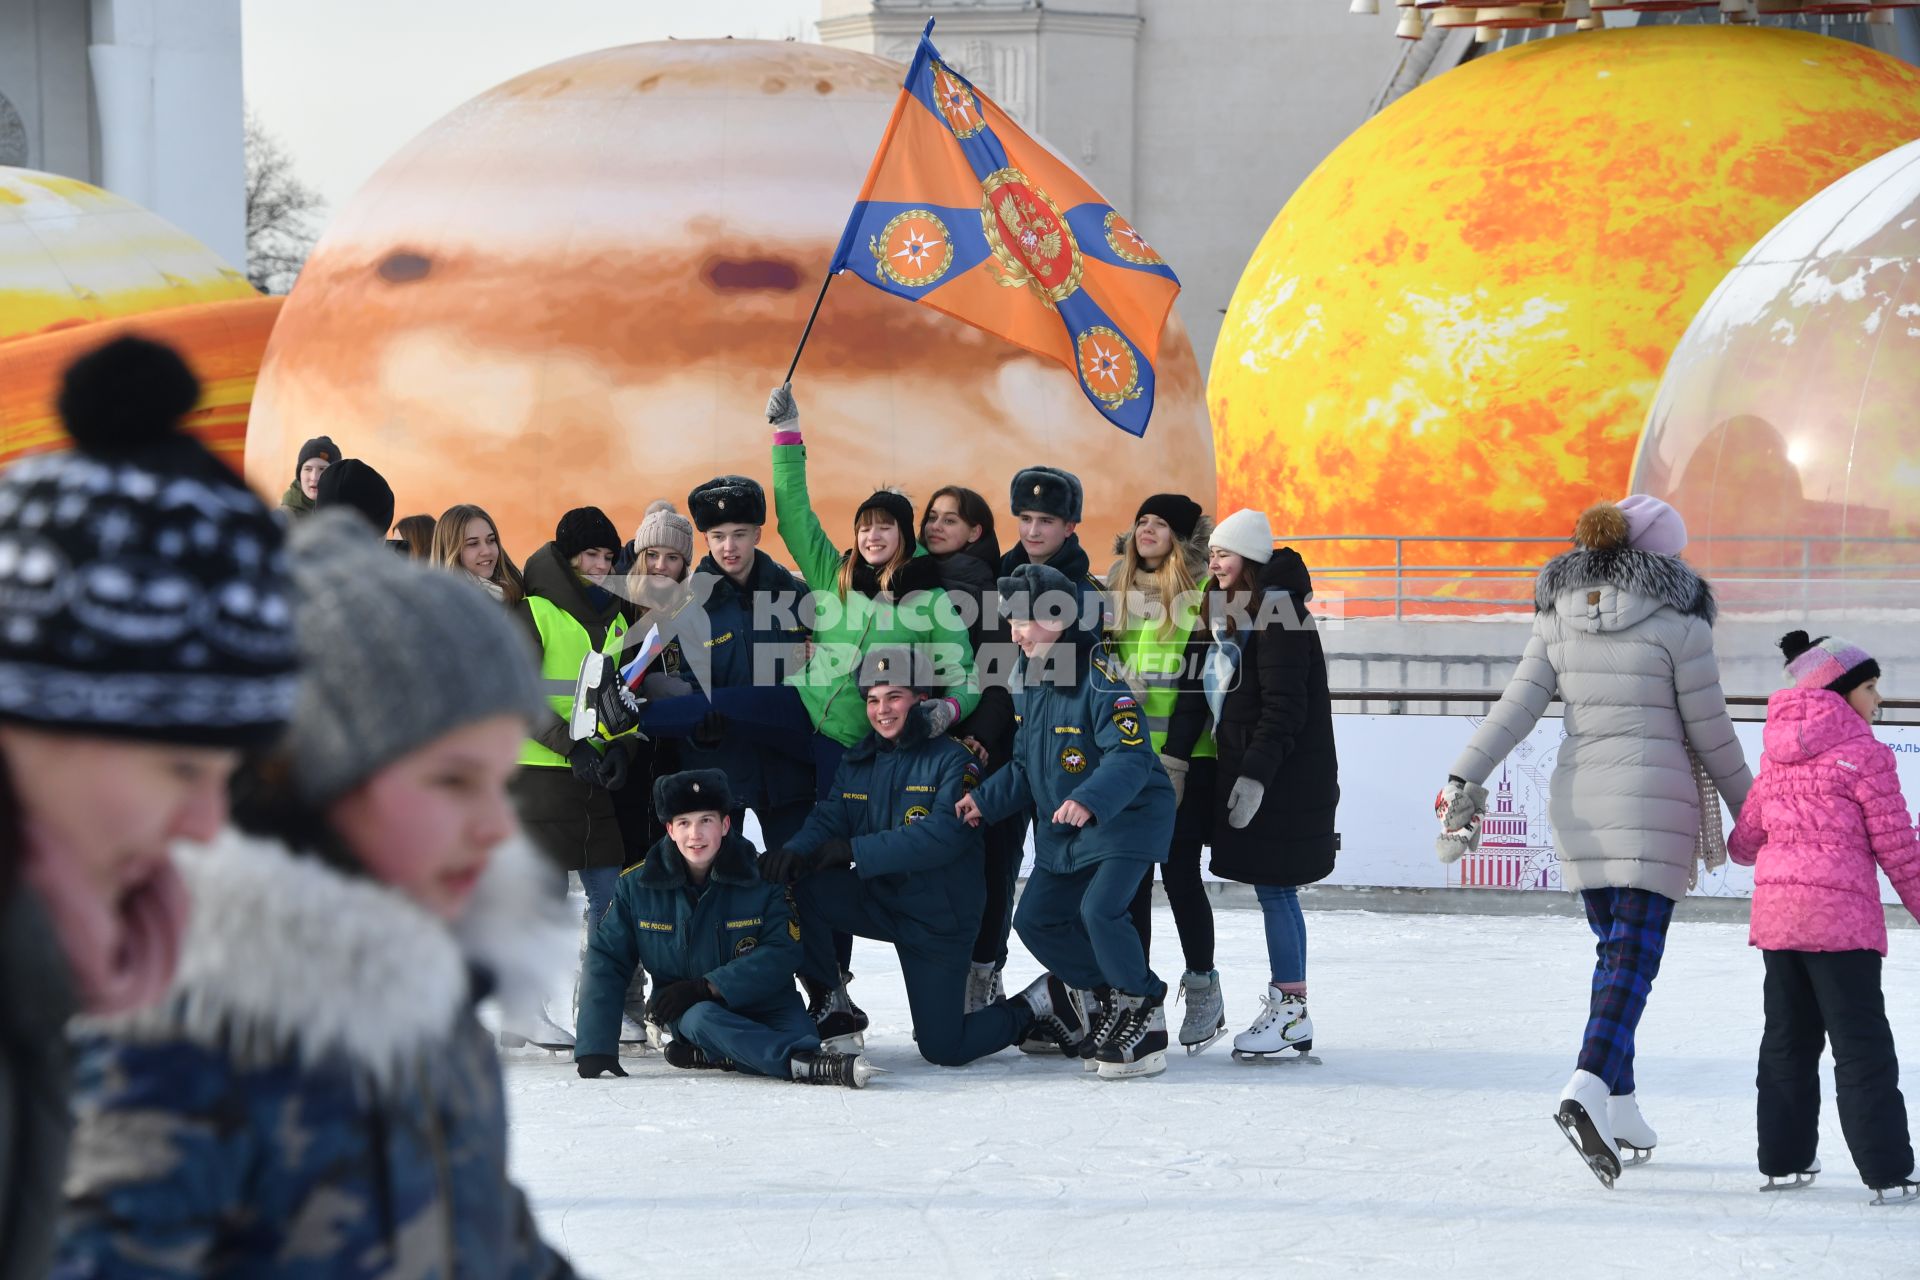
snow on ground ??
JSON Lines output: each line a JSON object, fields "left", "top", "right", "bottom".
{"left": 506, "top": 906, "right": 1920, "bottom": 1278}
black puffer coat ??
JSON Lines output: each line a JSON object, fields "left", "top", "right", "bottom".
{"left": 0, "top": 884, "right": 77, "bottom": 1280}
{"left": 1208, "top": 549, "right": 1340, "bottom": 888}
{"left": 928, "top": 537, "right": 1015, "bottom": 770}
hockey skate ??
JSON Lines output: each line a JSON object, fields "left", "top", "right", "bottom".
{"left": 790, "top": 1049, "right": 878, "bottom": 1089}
{"left": 1013, "top": 974, "right": 1090, "bottom": 1056}
{"left": 1095, "top": 992, "right": 1169, "bottom": 1080}
{"left": 1177, "top": 969, "right": 1228, "bottom": 1056}
{"left": 1759, "top": 1158, "right": 1819, "bottom": 1193}
{"left": 1608, "top": 1093, "right": 1656, "bottom": 1167}
{"left": 570, "top": 651, "right": 644, "bottom": 742}
{"left": 1078, "top": 987, "right": 1119, "bottom": 1072}
{"left": 1554, "top": 1069, "right": 1622, "bottom": 1189}
{"left": 618, "top": 1015, "right": 651, "bottom": 1047}
{"left": 528, "top": 999, "right": 577, "bottom": 1053}
{"left": 665, "top": 1039, "right": 735, "bottom": 1072}
{"left": 1870, "top": 1176, "right": 1919, "bottom": 1207}
{"left": 806, "top": 974, "right": 869, "bottom": 1053}
{"left": 1232, "top": 988, "right": 1318, "bottom": 1064}
{"left": 965, "top": 961, "right": 1006, "bottom": 1015}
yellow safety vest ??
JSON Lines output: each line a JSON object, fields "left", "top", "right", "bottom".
{"left": 519, "top": 595, "right": 630, "bottom": 768}
{"left": 1114, "top": 603, "right": 1216, "bottom": 760}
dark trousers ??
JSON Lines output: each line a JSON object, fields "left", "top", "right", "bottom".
{"left": 794, "top": 868, "right": 1032, "bottom": 1065}
{"left": 972, "top": 814, "right": 1027, "bottom": 967}
{"left": 1015, "top": 859, "right": 1165, "bottom": 1001}
{"left": 675, "top": 1000, "right": 818, "bottom": 1079}
{"left": 1758, "top": 948, "right": 1913, "bottom": 1185}
{"left": 1130, "top": 838, "right": 1215, "bottom": 975}
{"left": 810, "top": 734, "right": 856, "bottom": 974}
{"left": 1575, "top": 887, "right": 1675, "bottom": 1096}
{"left": 731, "top": 801, "right": 810, "bottom": 857}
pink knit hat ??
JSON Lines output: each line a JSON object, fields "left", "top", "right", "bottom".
{"left": 1617, "top": 494, "right": 1688, "bottom": 555}
{"left": 1781, "top": 630, "right": 1880, "bottom": 694}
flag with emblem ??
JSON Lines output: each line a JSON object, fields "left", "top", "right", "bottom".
{"left": 825, "top": 19, "right": 1180, "bottom": 437}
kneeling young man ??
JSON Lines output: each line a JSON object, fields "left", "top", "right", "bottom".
{"left": 761, "top": 648, "right": 1087, "bottom": 1066}
{"left": 956, "top": 564, "right": 1179, "bottom": 1080}
{"left": 575, "top": 769, "right": 871, "bottom": 1088}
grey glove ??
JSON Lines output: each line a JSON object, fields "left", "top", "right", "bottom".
{"left": 766, "top": 383, "right": 798, "bottom": 427}
{"left": 1226, "top": 775, "right": 1264, "bottom": 829}
{"left": 1158, "top": 754, "right": 1189, "bottom": 807}
{"left": 921, "top": 698, "right": 960, "bottom": 737}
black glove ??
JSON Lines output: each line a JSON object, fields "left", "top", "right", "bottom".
{"left": 692, "top": 709, "right": 727, "bottom": 750}
{"left": 648, "top": 978, "right": 715, "bottom": 1025}
{"left": 596, "top": 744, "right": 631, "bottom": 792}
{"left": 814, "top": 838, "right": 854, "bottom": 873}
{"left": 575, "top": 1054, "right": 627, "bottom": 1079}
{"left": 758, "top": 847, "right": 810, "bottom": 884}
{"left": 568, "top": 742, "right": 602, "bottom": 785}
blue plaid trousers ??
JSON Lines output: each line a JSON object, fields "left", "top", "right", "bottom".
{"left": 1576, "top": 887, "right": 1676, "bottom": 1096}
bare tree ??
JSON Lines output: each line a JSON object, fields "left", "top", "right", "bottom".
{"left": 244, "top": 108, "right": 323, "bottom": 295}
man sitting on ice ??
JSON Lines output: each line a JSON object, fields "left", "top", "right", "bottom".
{"left": 574, "top": 769, "right": 871, "bottom": 1088}
{"left": 759, "top": 648, "right": 1087, "bottom": 1065}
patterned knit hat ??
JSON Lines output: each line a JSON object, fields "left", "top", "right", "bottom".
{"left": 0, "top": 336, "right": 298, "bottom": 747}
{"left": 1781, "top": 630, "right": 1880, "bottom": 696}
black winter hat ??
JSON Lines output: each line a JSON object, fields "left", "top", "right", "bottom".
{"left": 0, "top": 335, "right": 299, "bottom": 747}
{"left": 855, "top": 489, "right": 914, "bottom": 536}
{"left": 654, "top": 768, "right": 734, "bottom": 822}
{"left": 555, "top": 506, "right": 620, "bottom": 561}
{"left": 295, "top": 435, "right": 339, "bottom": 479}
{"left": 687, "top": 475, "right": 766, "bottom": 531}
{"left": 314, "top": 458, "right": 395, "bottom": 535}
{"left": 1009, "top": 465, "right": 1083, "bottom": 522}
{"left": 997, "top": 562, "right": 1080, "bottom": 624}
{"left": 857, "top": 645, "right": 934, "bottom": 695}
{"left": 1134, "top": 493, "right": 1203, "bottom": 541}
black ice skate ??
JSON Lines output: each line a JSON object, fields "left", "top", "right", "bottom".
{"left": 1095, "top": 991, "right": 1169, "bottom": 1081}
{"left": 1554, "top": 1069, "right": 1621, "bottom": 1189}
{"left": 1077, "top": 987, "right": 1119, "bottom": 1072}
{"left": 1012, "top": 974, "right": 1090, "bottom": 1056}
{"left": 789, "top": 1049, "right": 877, "bottom": 1089}
{"left": 1759, "top": 1158, "right": 1819, "bottom": 1193}
{"left": 665, "top": 1039, "right": 735, "bottom": 1072}
{"left": 806, "top": 973, "right": 870, "bottom": 1053}
{"left": 1869, "top": 1175, "right": 1919, "bottom": 1207}
{"left": 570, "top": 651, "right": 643, "bottom": 742}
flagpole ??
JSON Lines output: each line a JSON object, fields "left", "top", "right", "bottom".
{"left": 781, "top": 269, "right": 836, "bottom": 386}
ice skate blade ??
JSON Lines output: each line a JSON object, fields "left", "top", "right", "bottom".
{"left": 1096, "top": 1050, "right": 1167, "bottom": 1081}
{"left": 1018, "top": 1037, "right": 1066, "bottom": 1057}
{"left": 822, "top": 1032, "right": 865, "bottom": 1054}
{"left": 1554, "top": 1101, "right": 1620, "bottom": 1189}
{"left": 1232, "top": 1047, "right": 1322, "bottom": 1065}
{"left": 1618, "top": 1145, "right": 1652, "bottom": 1168}
{"left": 1870, "top": 1184, "right": 1919, "bottom": 1207}
{"left": 1759, "top": 1172, "right": 1817, "bottom": 1192}
{"left": 1182, "top": 1024, "right": 1230, "bottom": 1057}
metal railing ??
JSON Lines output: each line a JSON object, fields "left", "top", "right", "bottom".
{"left": 1276, "top": 534, "right": 1920, "bottom": 619}
{"left": 1329, "top": 689, "right": 1920, "bottom": 726}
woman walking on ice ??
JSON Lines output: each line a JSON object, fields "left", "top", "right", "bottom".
{"left": 1435, "top": 495, "right": 1751, "bottom": 1188}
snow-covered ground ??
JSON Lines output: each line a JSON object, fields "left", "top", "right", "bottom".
{"left": 506, "top": 905, "right": 1920, "bottom": 1278}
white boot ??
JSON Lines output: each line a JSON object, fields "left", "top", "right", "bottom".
{"left": 1232, "top": 986, "right": 1314, "bottom": 1060}
{"left": 1608, "top": 1093, "right": 1656, "bottom": 1165}
{"left": 1555, "top": 1069, "right": 1621, "bottom": 1187}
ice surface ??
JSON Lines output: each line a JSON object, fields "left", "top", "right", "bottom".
{"left": 507, "top": 906, "right": 1919, "bottom": 1277}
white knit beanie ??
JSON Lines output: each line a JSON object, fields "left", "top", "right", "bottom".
{"left": 1209, "top": 509, "right": 1274, "bottom": 564}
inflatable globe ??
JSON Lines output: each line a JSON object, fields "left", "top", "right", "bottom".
{"left": 1633, "top": 137, "right": 1920, "bottom": 614}
{"left": 247, "top": 40, "right": 1213, "bottom": 556}
{"left": 1208, "top": 27, "right": 1920, "bottom": 600}
{"left": 0, "top": 167, "right": 270, "bottom": 470}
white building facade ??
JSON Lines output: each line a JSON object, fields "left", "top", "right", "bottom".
{"left": 0, "top": 0, "right": 246, "bottom": 267}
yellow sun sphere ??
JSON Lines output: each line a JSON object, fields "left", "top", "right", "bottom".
{"left": 1208, "top": 27, "right": 1920, "bottom": 607}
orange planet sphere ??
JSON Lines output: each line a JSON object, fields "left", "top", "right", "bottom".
{"left": 247, "top": 40, "right": 1212, "bottom": 557}
{"left": 1208, "top": 27, "right": 1920, "bottom": 601}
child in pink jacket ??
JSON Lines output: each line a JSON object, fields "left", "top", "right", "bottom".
{"left": 1730, "top": 632, "right": 1920, "bottom": 1201}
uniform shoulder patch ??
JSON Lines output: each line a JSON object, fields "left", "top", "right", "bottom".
{"left": 1112, "top": 705, "right": 1144, "bottom": 743}
{"left": 785, "top": 887, "right": 802, "bottom": 941}
{"left": 619, "top": 859, "right": 647, "bottom": 878}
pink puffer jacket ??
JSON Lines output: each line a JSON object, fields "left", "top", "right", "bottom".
{"left": 1729, "top": 687, "right": 1920, "bottom": 955}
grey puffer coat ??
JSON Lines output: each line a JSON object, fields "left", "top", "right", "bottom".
{"left": 1450, "top": 546, "right": 1752, "bottom": 901}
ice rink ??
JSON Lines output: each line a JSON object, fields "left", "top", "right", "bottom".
{"left": 506, "top": 904, "right": 1920, "bottom": 1278}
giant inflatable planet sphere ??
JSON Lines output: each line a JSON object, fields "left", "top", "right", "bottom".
{"left": 1632, "top": 137, "right": 1920, "bottom": 614}
{"left": 246, "top": 41, "right": 1212, "bottom": 558}
{"left": 0, "top": 167, "right": 271, "bottom": 471}
{"left": 1208, "top": 27, "right": 1920, "bottom": 601}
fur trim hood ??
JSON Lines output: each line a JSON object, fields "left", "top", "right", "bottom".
{"left": 1535, "top": 546, "right": 1716, "bottom": 627}
{"left": 91, "top": 830, "right": 575, "bottom": 1092}
{"left": 1112, "top": 514, "right": 1215, "bottom": 578}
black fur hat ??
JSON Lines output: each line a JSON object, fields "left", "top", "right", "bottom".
{"left": 997, "top": 562, "right": 1079, "bottom": 623}
{"left": 653, "top": 768, "right": 734, "bottom": 822}
{"left": 687, "top": 475, "right": 767, "bottom": 532}
{"left": 1008, "top": 465, "right": 1083, "bottom": 522}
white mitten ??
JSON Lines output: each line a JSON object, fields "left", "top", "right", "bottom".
{"left": 766, "top": 383, "right": 798, "bottom": 427}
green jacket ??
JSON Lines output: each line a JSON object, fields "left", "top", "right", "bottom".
{"left": 772, "top": 441, "right": 979, "bottom": 747}
{"left": 574, "top": 833, "right": 806, "bottom": 1059}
